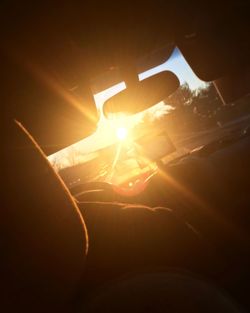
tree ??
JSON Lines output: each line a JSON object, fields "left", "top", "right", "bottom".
{"left": 163, "top": 82, "right": 223, "bottom": 131}
{"left": 165, "top": 82, "right": 194, "bottom": 110}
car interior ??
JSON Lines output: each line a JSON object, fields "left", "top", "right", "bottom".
{"left": 1, "top": 2, "right": 250, "bottom": 312}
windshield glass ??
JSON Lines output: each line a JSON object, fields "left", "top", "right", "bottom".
{"left": 48, "top": 47, "right": 250, "bottom": 189}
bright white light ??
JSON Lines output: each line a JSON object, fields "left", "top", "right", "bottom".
{"left": 116, "top": 127, "right": 128, "bottom": 141}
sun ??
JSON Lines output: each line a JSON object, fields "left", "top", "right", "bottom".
{"left": 116, "top": 127, "right": 128, "bottom": 141}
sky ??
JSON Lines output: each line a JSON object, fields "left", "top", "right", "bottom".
{"left": 48, "top": 47, "right": 207, "bottom": 167}
{"left": 139, "top": 47, "right": 207, "bottom": 89}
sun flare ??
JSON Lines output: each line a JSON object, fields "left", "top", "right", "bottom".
{"left": 116, "top": 127, "right": 128, "bottom": 141}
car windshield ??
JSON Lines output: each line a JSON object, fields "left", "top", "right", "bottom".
{"left": 48, "top": 47, "right": 250, "bottom": 188}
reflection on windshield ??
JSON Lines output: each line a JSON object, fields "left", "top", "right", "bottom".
{"left": 50, "top": 48, "right": 245, "bottom": 189}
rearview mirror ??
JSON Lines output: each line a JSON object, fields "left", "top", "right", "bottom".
{"left": 103, "top": 71, "right": 179, "bottom": 117}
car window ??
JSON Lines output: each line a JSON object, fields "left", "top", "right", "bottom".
{"left": 48, "top": 48, "right": 250, "bottom": 189}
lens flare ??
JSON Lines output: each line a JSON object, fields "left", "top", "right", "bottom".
{"left": 116, "top": 127, "right": 128, "bottom": 141}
